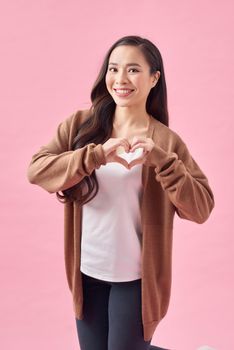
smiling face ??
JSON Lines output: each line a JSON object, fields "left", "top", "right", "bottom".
{"left": 105, "top": 45, "right": 160, "bottom": 109}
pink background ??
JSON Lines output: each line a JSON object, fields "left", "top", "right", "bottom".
{"left": 1, "top": 1, "right": 233, "bottom": 349}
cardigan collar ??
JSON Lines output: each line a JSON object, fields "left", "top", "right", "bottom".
{"left": 141, "top": 114, "right": 156, "bottom": 187}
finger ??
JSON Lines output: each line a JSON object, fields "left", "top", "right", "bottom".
{"left": 119, "top": 139, "right": 131, "bottom": 152}
{"left": 130, "top": 143, "right": 146, "bottom": 152}
{"left": 130, "top": 137, "right": 147, "bottom": 148}
{"left": 128, "top": 160, "right": 135, "bottom": 169}
{"left": 131, "top": 135, "right": 147, "bottom": 143}
{"left": 128, "top": 157, "right": 143, "bottom": 168}
{"left": 131, "top": 145, "right": 151, "bottom": 154}
{"left": 114, "top": 155, "right": 129, "bottom": 169}
{"left": 129, "top": 160, "right": 140, "bottom": 169}
{"left": 128, "top": 152, "right": 149, "bottom": 169}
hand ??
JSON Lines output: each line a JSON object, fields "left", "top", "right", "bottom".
{"left": 102, "top": 137, "right": 131, "bottom": 170}
{"left": 127, "top": 136, "right": 155, "bottom": 170}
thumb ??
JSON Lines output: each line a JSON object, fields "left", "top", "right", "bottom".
{"left": 113, "top": 154, "right": 129, "bottom": 169}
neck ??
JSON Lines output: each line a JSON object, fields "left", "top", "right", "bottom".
{"left": 113, "top": 105, "right": 151, "bottom": 129}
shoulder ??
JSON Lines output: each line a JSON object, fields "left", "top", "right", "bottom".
{"left": 55, "top": 108, "right": 92, "bottom": 150}
{"left": 150, "top": 117, "right": 186, "bottom": 153}
{"left": 63, "top": 108, "right": 92, "bottom": 130}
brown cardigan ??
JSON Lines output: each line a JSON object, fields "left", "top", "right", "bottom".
{"left": 27, "top": 109, "right": 215, "bottom": 341}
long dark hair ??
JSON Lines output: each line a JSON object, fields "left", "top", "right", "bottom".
{"left": 56, "top": 35, "right": 169, "bottom": 205}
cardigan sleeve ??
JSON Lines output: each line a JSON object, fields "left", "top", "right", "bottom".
{"left": 27, "top": 113, "right": 107, "bottom": 193}
{"left": 144, "top": 139, "right": 215, "bottom": 224}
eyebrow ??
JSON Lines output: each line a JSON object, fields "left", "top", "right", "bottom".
{"left": 108, "top": 62, "right": 142, "bottom": 67}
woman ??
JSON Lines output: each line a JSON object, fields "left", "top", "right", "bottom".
{"left": 27, "top": 35, "right": 215, "bottom": 350}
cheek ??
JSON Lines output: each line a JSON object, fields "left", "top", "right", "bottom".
{"left": 131, "top": 76, "right": 141, "bottom": 87}
{"left": 105, "top": 74, "right": 113, "bottom": 87}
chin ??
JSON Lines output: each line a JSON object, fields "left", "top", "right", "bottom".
{"left": 115, "top": 102, "right": 132, "bottom": 107}
{"left": 113, "top": 97, "right": 133, "bottom": 105}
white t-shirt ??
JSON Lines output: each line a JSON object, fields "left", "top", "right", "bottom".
{"left": 80, "top": 148, "right": 144, "bottom": 282}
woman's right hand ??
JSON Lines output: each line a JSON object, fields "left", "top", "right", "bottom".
{"left": 102, "top": 138, "right": 131, "bottom": 170}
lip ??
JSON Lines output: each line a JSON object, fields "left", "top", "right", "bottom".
{"left": 113, "top": 88, "right": 134, "bottom": 91}
{"left": 113, "top": 89, "right": 134, "bottom": 97}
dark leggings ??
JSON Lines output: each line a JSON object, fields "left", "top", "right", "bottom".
{"left": 75, "top": 272, "right": 169, "bottom": 350}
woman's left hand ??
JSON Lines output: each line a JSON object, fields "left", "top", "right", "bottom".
{"left": 128, "top": 136, "right": 155, "bottom": 170}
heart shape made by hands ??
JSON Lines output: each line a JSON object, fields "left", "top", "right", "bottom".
{"left": 116, "top": 146, "right": 144, "bottom": 165}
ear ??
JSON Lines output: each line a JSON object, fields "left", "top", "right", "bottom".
{"left": 155, "top": 71, "right": 160, "bottom": 80}
{"left": 152, "top": 71, "right": 160, "bottom": 86}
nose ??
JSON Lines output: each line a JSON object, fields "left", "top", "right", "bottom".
{"left": 115, "top": 69, "right": 128, "bottom": 84}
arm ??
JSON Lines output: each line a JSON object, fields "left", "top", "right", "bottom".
{"left": 27, "top": 112, "right": 107, "bottom": 193}
{"left": 145, "top": 139, "right": 215, "bottom": 224}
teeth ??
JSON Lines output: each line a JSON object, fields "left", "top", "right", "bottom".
{"left": 115, "top": 89, "right": 133, "bottom": 94}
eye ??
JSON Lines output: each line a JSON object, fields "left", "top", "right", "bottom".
{"left": 108, "top": 67, "right": 139, "bottom": 73}
{"left": 129, "top": 68, "right": 139, "bottom": 73}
